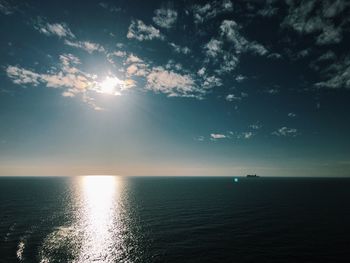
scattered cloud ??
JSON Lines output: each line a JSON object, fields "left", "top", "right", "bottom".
{"left": 107, "top": 50, "right": 127, "bottom": 64}
{"left": 169, "top": 42, "right": 191, "bottom": 55}
{"left": 125, "top": 54, "right": 150, "bottom": 77}
{"left": 6, "top": 54, "right": 133, "bottom": 109}
{"left": 126, "top": 54, "right": 143, "bottom": 64}
{"left": 268, "top": 53, "right": 282, "bottom": 59}
{"left": 127, "top": 20, "right": 164, "bottom": 41}
{"left": 210, "top": 133, "right": 227, "bottom": 139}
{"left": 202, "top": 19, "right": 269, "bottom": 75}
{"left": 112, "top": 51, "right": 127, "bottom": 57}
{"left": 64, "top": 40, "right": 105, "bottom": 53}
{"left": 282, "top": 0, "right": 349, "bottom": 45}
{"left": 257, "top": 2, "right": 278, "bottom": 17}
{"left": 235, "top": 75, "right": 246, "bottom": 82}
{"left": 192, "top": 0, "right": 233, "bottom": 24}
{"left": 153, "top": 8, "right": 177, "bottom": 29}
{"left": 322, "top": 0, "right": 350, "bottom": 18}
{"left": 98, "top": 2, "right": 121, "bottom": 13}
{"left": 316, "top": 25, "right": 342, "bottom": 45}
{"left": 6, "top": 66, "right": 41, "bottom": 85}
{"left": 220, "top": 20, "right": 268, "bottom": 55}
{"left": 237, "top": 131, "right": 254, "bottom": 139}
{"left": 288, "top": 112, "right": 296, "bottom": 118}
{"left": 146, "top": 66, "right": 199, "bottom": 98}
{"left": 205, "top": 39, "right": 223, "bottom": 58}
{"left": 318, "top": 51, "right": 336, "bottom": 61}
{"left": 195, "top": 136, "right": 205, "bottom": 141}
{"left": 250, "top": 123, "right": 262, "bottom": 130}
{"left": 201, "top": 75, "right": 222, "bottom": 90}
{"left": 315, "top": 56, "right": 350, "bottom": 89}
{"left": 272, "top": 127, "right": 298, "bottom": 137}
{"left": 0, "top": 0, "right": 14, "bottom": 15}
{"left": 297, "top": 48, "right": 311, "bottom": 59}
{"left": 34, "top": 18, "right": 75, "bottom": 39}
{"left": 265, "top": 88, "right": 279, "bottom": 95}
{"left": 226, "top": 92, "right": 248, "bottom": 101}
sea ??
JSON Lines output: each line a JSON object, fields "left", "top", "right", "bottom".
{"left": 0, "top": 176, "right": 349, "bottom": 263}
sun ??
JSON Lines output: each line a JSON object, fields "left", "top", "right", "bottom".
{"left": 99, "top": 76, "right": 122, "bottom": 95}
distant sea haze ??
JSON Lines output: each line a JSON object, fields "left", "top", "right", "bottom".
{"left": 0, "top": 176, "right": 349, "bottom": 262}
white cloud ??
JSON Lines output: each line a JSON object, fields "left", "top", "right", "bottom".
{"left": 235, "top": 75, "right": 246, "bottom": 82}
{"left": 210, "top": 133, "right": 226, "bottom": 139}
{"left": 125, "top": 54, "right": 149, "bottom": 77}
{"left": 226, "top": 94, "right": 240, "bottom": 101}
{"left": 192, "top": 0, "right": 233, "bottom": 24}
{"left": 197, "top": 67, "right": 206, "bottom": 76}
{"left": 258, "top": 3, "right": 278, "bottom": 17}
{"left": 237, "top": 131, "right": 254, "bottom": 139}
{"left": 220, "top": 20, "right": 268, "bottom": 55}
{"left": 126, "top": 54, "right": 143, "bottom": 64}
{"left": 219, "top": 52, "right": 239, "bottom": 73}
{"left": 126, "top": 64, "right": 149, "bottom": 77}
{"left": 226, "top": 92, "right": 248, "bottom": 101}
{"left": 169, "top": 43, "right": 191, "bottom": 55}
{"left": 112, "top": 51, "right": 127, "bottom": 57}
{"left": 282, "top": 1, "right": 347, "bottom": 45}
{"left": 146, "top": 67, "right": 199, "bottom": 97}
{"left": 272, "top": 127, "right": 298, "bottom": 137}
{"left": 205, "top": 39, "right": 223, "bottom": 57}
{"left": 0, "top": 0, "right": 14, "bottom": 15}
{"left": 7, "top": 54, "right": 92, "bottom": 93}
{"left": 268, "top": 53, "right": 282, "bottom": 59}
{"left": 318, "top": 51, "right": 336, "bottom": 61}
{"left": 98, "top": 2, "right": 121, "bottom": 13}
{"left": 315, "top": 56, "right": 350, "bottom": 89}
{"left": 297, "top": 48, "right": 311, "bottom": 58}
{"left": 316, "top": 25, "right": 342, "bottom": 45}
{"left": 322, "top": 0, "right": 349, "bottom": 18}
{"left": 127, "top": 20, "right": 164, "bottom": 41}
{"left": 165, "top": 60, "right": 183, "bottom": 71}
{"left": 250, "top": 123, "right": 262, "bottom": 130}
{"left": 6, "top": 54, "right": 133, "bottom": 110}
{"left": 126, "top": 64, "right": 138, "bottom": 75}
{"left": 203, "top": 20, "right": 269, "bottom": 75}
{"left": 6, "top": 66, "right": 41, "bottom": 85}
{"left": 106, "top": 51, "right": 127, "bottom": 65}
{"left": 195, "top": 136, "right": 205, "bottom": 141}
{"left": 265, "top": 88, "right": 279, "bottom": 94}
{"left": 35, "top": 19, "right": 75, "bottom": 38}
{"left": 64, "top": 40, "right": 105, "bottom": 53}
{"left": 153, "top": 8, "right": 177, "bottom": 29}
{"left": 288, "top": 112, "right": 296, "bottom": 118}
{"left": 202, "top": 75, "right": 222, "bottom": 89}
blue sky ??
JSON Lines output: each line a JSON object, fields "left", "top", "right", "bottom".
{"left": 1, "top": 0, "right": 350, "bottom": 176}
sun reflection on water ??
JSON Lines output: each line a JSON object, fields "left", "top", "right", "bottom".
{"left": 39, "top": 175, "right": 137, "bottom": 263}
{"left": 76, "top": 176, "right": 120, "bottom": 263}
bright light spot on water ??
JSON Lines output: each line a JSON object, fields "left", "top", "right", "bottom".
{"left": 234, "top": 178, "right": 239, "bottom": 183}
{"left": 39, "top": 176, "right": 132, "bottom": 263}
{"left": 77, "top": 176, "right": 119, "bottom": 262}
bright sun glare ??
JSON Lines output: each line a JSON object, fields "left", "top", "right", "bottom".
{"left": 99, "top": 76, "right": 122, "bottom": 96}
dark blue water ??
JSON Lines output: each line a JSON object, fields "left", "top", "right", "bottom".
{"left": 0, "top": 176, "right": 349, "bottom": 263}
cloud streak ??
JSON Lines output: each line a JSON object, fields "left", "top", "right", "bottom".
{"left": 34, "top": 18, "right": 75, "bottom": 39}
{"left": 127, "top": 20, "right": 164, "bottom": 41}
{"left": 6, "top": 54, "right": 133, "bottom": 109}
{"left": 153, "top": 8, "right": 177, "bottom": 29}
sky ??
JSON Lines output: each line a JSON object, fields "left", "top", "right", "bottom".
{"left": 0, "top": 0, "right": 350, "bottom": 177}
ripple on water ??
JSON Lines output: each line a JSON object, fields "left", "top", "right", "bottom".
{"left": 39, "top": 226, "right": 83, "bottom": 263}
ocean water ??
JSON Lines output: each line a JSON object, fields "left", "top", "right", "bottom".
{"left": 0, "top": 176, "right": 349, "bottom": 263}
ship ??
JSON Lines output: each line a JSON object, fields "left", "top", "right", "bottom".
{"left": 246, "top": 174, "right": 260, "bottom": 178}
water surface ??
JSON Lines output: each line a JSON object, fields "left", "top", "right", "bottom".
{"left": 0, "top": 176, "right": 349, "bottom": 262}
